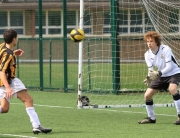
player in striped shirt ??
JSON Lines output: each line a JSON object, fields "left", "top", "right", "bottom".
{"left": 138, "top": 31, "right": 180, "bottom": 125}
{"left": 0, "top": 29, "right": 52, "bottom": 134}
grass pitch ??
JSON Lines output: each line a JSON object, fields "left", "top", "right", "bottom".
{"left": 0, "top": 91, "right": 179, "bottom": 138}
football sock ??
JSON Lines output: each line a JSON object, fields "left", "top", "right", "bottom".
{"left": 0, "top": 107, "right": 2, "bottom": 113}
{"left": 173, "top": 93, "right": 180, "bottom": 115}
{"left": 26, "top": 107, "right": 41, "bottom": 128}
{"left": 146, "top": 100, "right": 155, "bottom": 120}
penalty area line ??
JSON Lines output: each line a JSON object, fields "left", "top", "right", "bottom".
{"left": 0, "top": 133, "right": 37, "bottom": 138}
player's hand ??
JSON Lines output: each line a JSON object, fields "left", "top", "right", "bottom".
{"left": 143, "top": 76, "right": 151, "bottom": 87}
{"left": 5, "top": 87, "right": 13, "bottom": 99}
{"left": 149, "top": 70, "right": 161, "bottom": 80}
{"left": 14, "top": 49, "right": 24, "bottom": 56}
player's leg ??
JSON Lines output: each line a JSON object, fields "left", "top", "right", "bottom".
{"left": 169, "top": 83, "right": 180, "bottom": 125}
{"left": 167, "top": 73, "right": 180, "bottom": 125}
{"left": 139, "top": 77, "right": 170, "bottom": 124}
{"left": 17, "top": 90, "right": 52, "bottom": 134}
{"left": 0, "top": 98, "right": 10, "bottom": 113}
{"left": 0, "top": 88, "right": 10, "bottom": 113}
{"left": 138, "top": 88, "right": 157, "bottom": 124}
{"left": 17, "top": 90, "right": 40, "bottom": 127}
{"left": 10, "top": 78, "right": 52, "bottom": 134}
{"left": 144, "top": 88, "right": 157, "bottom": 121}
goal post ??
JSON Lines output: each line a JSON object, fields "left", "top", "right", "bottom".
{"left": 111, "top": 0, "right": 120, "bottom": 94}
{"left": 77, "top": 0, "right": 84, "bottom": 108}
{"left": 77, "top": 0, "right": 180, "bottom": 108}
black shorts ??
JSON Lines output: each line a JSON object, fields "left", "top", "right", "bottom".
{"left": 149, "top": 73, "right": 180, "bottom": 91}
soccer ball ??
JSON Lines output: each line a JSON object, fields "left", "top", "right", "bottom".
{"left": 80, "top": 96, "right": 90, "bottom": 106}
{"left": 70, "top": 28, "right": 85, "bottom": 42}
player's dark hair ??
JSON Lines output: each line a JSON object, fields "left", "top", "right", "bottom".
{"left": 3, "top": 29, "right": 17, "bottom": 44}
{"left": 144, "top": 31, "right": 161, "bottom": 47}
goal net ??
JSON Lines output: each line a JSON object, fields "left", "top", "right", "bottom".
{"left": 77, "top": 0, "right": 180, "bottom": 108}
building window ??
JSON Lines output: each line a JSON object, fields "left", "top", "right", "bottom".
{"left": 35, "top": 11, "right": 46, "bottom": 35}
{"left": 48, "top": 11, "right": 61, "bottom": 26}
{"left": 83, "top": 11, "right": 91, "bottom": 34}
{"left": 48, "top": 11, "right": 61, "bottom": 34}
{"left": 67, "top": 11, "right": 76, "bottom": 26}
{"left": 103, "top": 11, "right": 110, "bottom": 34}
{"left": 169, "top": 9, "right": 179, "bottom": 33}
{"left": 0, "top": 11, "right": 7, "bottom": 27}
{"left": 101, "top": 9, "right": 156, "bottom": 35}
{"left": 0, "top": 11, "right": 8, "bottom": 34}
{"left": 130, "top": 10, "right": 142, "bottom": 33}
{"left": 67, "top": 11, "right": 76, "bottom": 34}
{"left": 0, "top": 8, "right": 178, "bottom": 37}
{"left": 77, "top": 11, "right": 91, "bottom": 34}
{"left": 119, "top": 10, "right": 128, "bottom": 33}
{"left": 35, "top": 11, "right": 46, "bottom": 26}
{"left": 10, "top": 11, "right": 23, "bottom": 26}
{"left": 10, "top": 11, "right": 23, "bottom": 34}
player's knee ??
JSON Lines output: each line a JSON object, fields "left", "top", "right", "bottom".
{"left": 144, "top": 94, "right": 152, "bottom": 100}
{"left": 26, "top": 96, "right": 33, "bottom": 104}
{"left": 24, "top": 98, "right": 33, "bottom": 107}
{"left": 169, "top": 87, "right": 177, "bottom": 94}
{"left": 1, "top": 107, "right": 9, "bottom": 113}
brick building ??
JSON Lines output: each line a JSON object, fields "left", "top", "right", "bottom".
{"left": 0, "top": 0, "right": 152, "bottom": 38}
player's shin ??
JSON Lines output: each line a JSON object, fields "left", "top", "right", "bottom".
{"left": 172, "top": 93, "right": 180, "bottom": 125}
{"left": 26, "top": 107, "right": 41, "bottom": 128}
{"left": 145, "top": 100, "right": 156, "bottom": 120}
{"left": 173, "top": 93, "right": 180, "bottom": 115}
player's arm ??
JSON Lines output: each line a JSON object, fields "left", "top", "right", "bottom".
{"left": 14, "top": 49, "right": 24, "bottom": 56}
{"left": 0, "top": 71, "right": 13, "bottom": 98}
{"left": 149, "top": 48, "right": 172, "bottom": 80}
{"left": 160, "top": 49, "right": 173, "bottom": 75}
{"left": 0, "top": 72, "right": 10, "bottom": 88}
{"left": 144, "top": 52, "right": 153, "bottom": 86}
{"left": 0, "top": 53, "right": 13, "bottom": 98}
{"left": 143, "top": 76, "right": 151, "bottom": 87}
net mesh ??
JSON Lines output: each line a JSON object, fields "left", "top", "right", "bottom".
{"left": 79, "top": 0, "right": 180, "bottom": 108}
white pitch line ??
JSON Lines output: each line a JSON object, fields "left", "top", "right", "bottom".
{"left": 122, "top": 110, "right": 176, "bottom": 117}
{"left": 11, "top": 103, "right": 73, "bottom": 109}
{"left": 0, "top": 133, "right": 37, "bottom": 138}
{"left": 33, "top": 104, "right": 73, "bottom": 109}
{"left": 12, "top": 102, "right": 176, "bottom": 117}
{"left": 93, "top": 108, "right": 176, "bottom": 117}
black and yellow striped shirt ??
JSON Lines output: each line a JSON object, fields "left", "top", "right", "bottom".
{"left": 0, "top": 43, "right": 16, "bottom": 86}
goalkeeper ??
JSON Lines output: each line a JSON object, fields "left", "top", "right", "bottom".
{"left": 138, "top": 31, "right": 180, "bottom": 125}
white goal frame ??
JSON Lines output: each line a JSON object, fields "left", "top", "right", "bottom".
{"left": 77, "top": 0, "right": 84, "bottom": 108}
{"left": 77, "top": 0, "right": 179, "bottom": 109}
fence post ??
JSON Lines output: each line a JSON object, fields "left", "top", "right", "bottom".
{"left": 111, "top": 0, "right": 120, "bottom": 94}
{"left": 38, "top": 0, "right": 44, "bottom": 91}
{"left": 63, "top": 0, "right": 68, "bottom": 92}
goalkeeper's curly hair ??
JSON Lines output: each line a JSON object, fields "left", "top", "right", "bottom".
{"left": 144, "top": 31, "right": 161, "bottom": 47}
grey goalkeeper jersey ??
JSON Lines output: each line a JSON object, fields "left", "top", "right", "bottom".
{"left": 144, "top": 44, "right": 180, "bottom": 77}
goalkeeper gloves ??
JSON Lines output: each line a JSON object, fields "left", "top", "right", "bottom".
{"left": 149, "top": 70, "right": 162, "bottom": 80}
{"left": 143, "top": 76, "right": 151, "bottom": 87}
